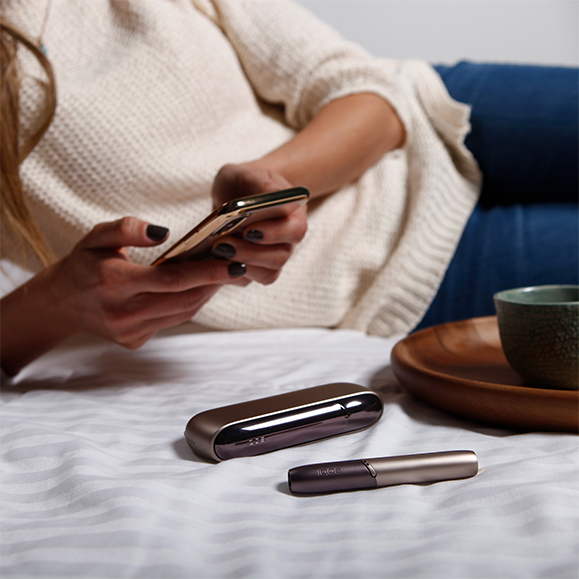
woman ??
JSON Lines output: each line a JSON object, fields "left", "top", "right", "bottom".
{"left": 1, "top": 0, "right": 576, "bottom": 376}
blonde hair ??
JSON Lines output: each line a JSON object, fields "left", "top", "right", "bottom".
{"left": 1, "top": 17, "right": 56, "bottom": 266}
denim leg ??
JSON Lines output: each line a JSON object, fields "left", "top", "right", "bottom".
{"left": 435, "top": 62, "right": 578, "bottom": 205}
{"left": 415, "top": 203, "right": 579, "bottom": 330}
{"left": 415, "top": 62, "right": 579, "bottom": 329}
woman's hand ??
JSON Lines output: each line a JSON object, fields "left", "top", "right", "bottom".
{"left": 211, "top": 163, "right": 295, "bottom": 208}
{"left": 0, "top": 217, "right": 248, "bottom": 376}
{"left": 210, "top": 163, "right": 308, "bottom": 285}
{"left": 207, "top": 92, "right": 404, "bottom": 284}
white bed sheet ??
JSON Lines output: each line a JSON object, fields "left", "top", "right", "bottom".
{"left": 1, "top": 325, "right": 578, "bottom": 578}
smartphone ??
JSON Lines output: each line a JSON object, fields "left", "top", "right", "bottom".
{"left": 151, "top": 187, "right": 309, "bottom": 265}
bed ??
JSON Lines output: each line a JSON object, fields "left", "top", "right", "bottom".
{"left": 1, "top": 323, "right": 577, "bottom": 578}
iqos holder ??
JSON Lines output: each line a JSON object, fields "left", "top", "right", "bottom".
{"left": 288, "top": 450, "right": 479, "bottom": 495}
{"left": 184, "top": 383, "right": 383, "bottom": 462}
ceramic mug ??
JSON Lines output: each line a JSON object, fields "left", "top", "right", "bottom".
{"left": 494, "top": 285, "right": 579, "bottom": 390}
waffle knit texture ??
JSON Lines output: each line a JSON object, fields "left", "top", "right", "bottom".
{"left": 4, "top": 0, "right": 481, "bottom": 336}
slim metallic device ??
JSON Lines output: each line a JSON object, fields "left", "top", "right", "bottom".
{"left": 152, "top": 187, "right": 309, "bottom": 265}
{"left": 184, "top": 383, "right": 383, "bottom": 462}
{"left": 288, "top": 450, "right": 479, "bottom": 495}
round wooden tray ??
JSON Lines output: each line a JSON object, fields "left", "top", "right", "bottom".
{"left": 391, "top": 316, "right": 578, "bottom": 433}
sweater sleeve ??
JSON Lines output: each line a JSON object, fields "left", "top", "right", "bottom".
{"left": 192, "top": 0, "right": 410, "bottom": 131}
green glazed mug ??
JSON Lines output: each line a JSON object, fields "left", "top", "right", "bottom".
{"left": 494, "top": 285, "right": 579, "bottom": 390}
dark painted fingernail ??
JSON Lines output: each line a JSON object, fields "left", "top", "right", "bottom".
{"left": 147, "top": 224, "right": 169, "bottom": 241}
{"left": 213, "top": 243, "right": 236, "bottom": 259}
{"left": 228, "top": 262, "right": 247, "bottom": 278}
{"left": 244, "top": 230, "right": 264, "bottom": 242}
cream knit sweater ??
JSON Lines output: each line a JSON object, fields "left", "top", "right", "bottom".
{"left": 4, "top": 0, "right": 480, "bottom": 336}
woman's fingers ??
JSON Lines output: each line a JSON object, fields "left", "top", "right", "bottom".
{"left": 71, "top": 217, "right": 249, "bottom": 295}
{"left": 26, "top": 217, "right": 254, "bottom": 358}
{"left": 212, "top": 238, "right": 292, "bottom": 272}
{"left": 211, "top": 163, "right": 293, "bottom": 207}
{"left": 242, "top": 204, "right": 308, "bottom": 245}
{"left": 78, "top": 217, "right": 169, "bottom": 251}
{"left": 208, "top": 163, "right": 307, "bottom": 286}
{"left": 76, "top": 262, "right": 246, "bottom": 347}
{"left": 130, "top": 285, "right": 220, "bottom": 323}
{"left": 243, "top": 264, "right": 285, "bottom": 285}
{"left": 144, "top": 259, "right": 247, "bottom": 293}
{"left": 207, "top": 204, "right": 307, "bottom": 278}
{"left": 99, "top": 285, "right": 221, "bottom": 347}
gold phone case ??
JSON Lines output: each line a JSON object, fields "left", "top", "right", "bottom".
{"left": 152, "top": 187, "right": 309, "bottom": 265}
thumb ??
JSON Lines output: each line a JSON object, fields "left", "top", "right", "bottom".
{"left": 79, "top": 217, "right": 169, "bottom": 250}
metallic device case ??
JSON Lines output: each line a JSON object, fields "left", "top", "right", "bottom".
{"left": 184, "top": 383, "right": 383, "bottom": 462}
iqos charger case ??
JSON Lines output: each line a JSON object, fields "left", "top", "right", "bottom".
{"left": 184, "top": 383, "right": 383, "bottom": 462}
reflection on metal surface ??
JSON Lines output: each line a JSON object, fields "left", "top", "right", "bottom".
{"left": 214, "top": 393, "right": 382, "bottom": 460}
{"left": 241, "top": 403, "right": 346, "bottom": 431}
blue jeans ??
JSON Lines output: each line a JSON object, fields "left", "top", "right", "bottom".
{"left": 415, "top": 62, "right": 579, "bottom": 330}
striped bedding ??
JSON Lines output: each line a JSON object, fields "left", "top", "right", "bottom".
{"left": 1, "top": 325, "right": 577, "bottom": 578}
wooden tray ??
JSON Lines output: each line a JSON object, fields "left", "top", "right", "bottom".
{"left": 391, "top": 316, "right": 578, "bottom": 433}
